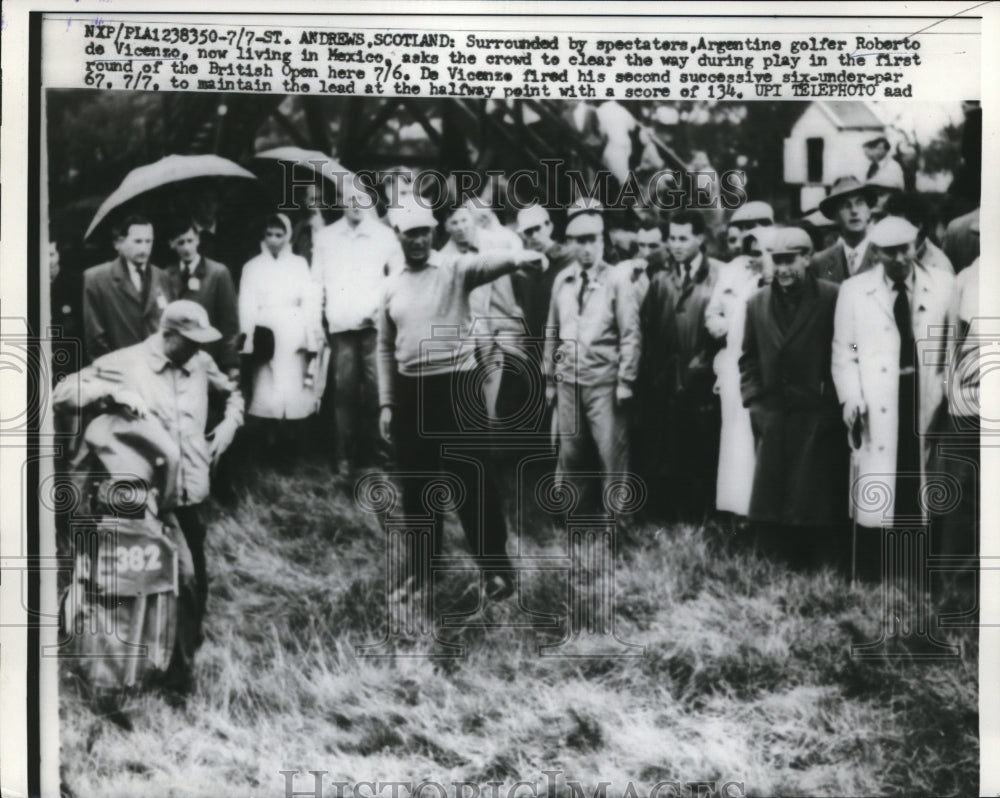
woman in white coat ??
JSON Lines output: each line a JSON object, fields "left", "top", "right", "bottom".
{"left": 239, "top": 213, "right": 323, "bottom": 453}
{"left": 706, "top": 228, "right": 773, "bottom": 520}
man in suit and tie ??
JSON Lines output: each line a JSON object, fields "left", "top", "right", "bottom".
{"left": 640, "top": 210, "right": 723, "bottom": 522}
{"left": 808, "top": 176, "right": 879, "bottom": 284}
{"left": 82, "top": 214, "right": 174, "bottom": 363}
{"left": 163, "top": 218, "right": 241, "bottom": 380}
{"left": 831, "top": 216, "right": 956, "bottom": 582}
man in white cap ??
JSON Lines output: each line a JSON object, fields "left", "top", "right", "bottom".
{"left": 312, "top": 180, "right": 403, "bottom": 473}
{"left": 53, "top": 299, "right": 245, "bottom": 649}
{"left": 545, "top": 208, "right": 640, "bottom": 514}
{"left": 740, "top": 227, "right": 848, "bottom": 569}
{"left": 831, "top": 216, "right": 956, "bottom": 581}
{"left": 810, "top": 176, "right": 879, "bottom": 283}
{"left": 377, "top": 205, "right": 546, "bottom": 601}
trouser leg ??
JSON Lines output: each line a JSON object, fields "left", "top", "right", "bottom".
{"left": 446, "top": 369, "right": 511, "bottom": 577}
{"left": 556, "top": 380, "right": 598, "bottom": 513}
{"left": 357, "top": 328, "right": 387, "bottom": 467}
{"left": 392, "top": 375, "right": 442, "bottom": 589}
{"left": 173, "top": 505, "right": 208, "bottom": 625}
{"left": 582, "top": 382, "right": 631, "bottom": 518}
{"left": 332, "top": 331, "right": 361, "bottom": 467}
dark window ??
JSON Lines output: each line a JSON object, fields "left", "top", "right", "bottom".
{"left": 806, "top": 138, "right": 824, "bottom": 183}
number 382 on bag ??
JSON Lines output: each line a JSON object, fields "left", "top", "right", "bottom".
{"left": 89, "top": 520, "right": 179, "bottom": 598}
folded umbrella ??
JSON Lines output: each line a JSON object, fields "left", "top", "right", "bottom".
{"left": 84, "top": 154, "right": 258, "bottom": 239}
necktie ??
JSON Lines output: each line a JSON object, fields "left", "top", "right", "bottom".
{"left": 577, "top": 269, "right": 590, "bottom": 313}
{"left": 892, "top": 279, "right": 915, "bottom": 369}
{"left": 846, "top": 248, "right": 858, "bottom": 275}
{"left": 131, "top": 265, "right": 144, "bottom": 295}
{"left": 682, "top": 263, "right": 692, "bottom": 292}
{"left": 866, "top": 161, "right": 878, "bottom": 180}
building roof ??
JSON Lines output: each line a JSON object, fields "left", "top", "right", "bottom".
{"left": 816, "top": 102, "right": 884, "bottom": 131}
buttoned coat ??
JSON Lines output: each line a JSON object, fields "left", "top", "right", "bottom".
{"left": 808, "top": 240, "right": 879, "bottom": 284}
{"left": 739, "top": 275, "right": 847, "bottom": 526}
{"left": 641, "top": 254, "right": 721, "bottom": 395}
{"left": 82, "top": 257, "right": 174, "bottom": 363}
{"left": 831, "top": 263, "right": 955, "bottom": 527}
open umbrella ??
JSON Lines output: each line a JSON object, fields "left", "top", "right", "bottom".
{"left": 250, "top": 147, "right": 350, "bottom": 186}
{"left": 84, "top": 154, "right": 258, "bottom": 239}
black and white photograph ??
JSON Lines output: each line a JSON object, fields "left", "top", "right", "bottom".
{"left": 0, "top": 4, "right": 995, "bottom": 798}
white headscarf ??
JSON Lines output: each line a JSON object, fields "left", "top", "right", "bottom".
{"left": 260, "top": 212, "right": 294, "bottom": 258}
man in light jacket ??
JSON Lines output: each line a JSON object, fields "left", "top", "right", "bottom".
{"left": 831, "top": 216, "right": 955, "bottom": 581}
{"left": 545, "top": 209, "right": 641, "bottom": 514}
{"left": 53, "top": 300, "right": 244, "bottom": 649}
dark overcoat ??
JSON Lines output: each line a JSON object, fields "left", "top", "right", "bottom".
{"left": 82, "top": 257, "right": 173, "bottom": 363}
{"left": 739, "top": 274, "right": 848, "bottom": 526}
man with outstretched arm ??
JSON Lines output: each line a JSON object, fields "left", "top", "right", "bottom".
{"left": 377, "top": 205, "right": 546, "bottom": 603}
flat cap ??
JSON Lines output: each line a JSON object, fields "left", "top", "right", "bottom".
{"left": 565, "top": 211, "right": 605, "bottom": 237}
{"left": 869, "top": 215, "right": 919, "bottom": 248}
{"left": 731, "top": 201, "right": 774, "bottom": 225}
{"left": 769, "top": 226, "right": 813, "bottom": 255}
{"left": 389, "top": 204, "right": 437, "bottom": 233}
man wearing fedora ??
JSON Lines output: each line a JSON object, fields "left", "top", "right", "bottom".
{"left": 831, "top": 216, "right": 955, "bottom": 581}
{"left": 809, "top": 176, "right": 879, "bottom": 284}
{"left": 739, "top": 227, "right": 848, "bottom": 568}
{"left": 53, "top": 300, "right": 245, "bottom": 664}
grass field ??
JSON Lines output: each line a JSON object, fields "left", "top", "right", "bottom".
{"left": 59, "top": 458, "right": 979, "bottom": 798}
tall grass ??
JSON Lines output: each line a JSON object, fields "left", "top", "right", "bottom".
{"left": 59, "top": 459, "right": 978, "bottom": 797}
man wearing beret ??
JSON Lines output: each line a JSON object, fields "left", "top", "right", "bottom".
{"left": 53, "top": 300, "right": 245, "bottom": 679}
{"left": 831, "top": 216, "right": 956, "bottom": 581}
{"left": 809, "top": 176, "right": 879, "bottom": 284}
{"left": 378, "top": 205, "right": 546, "bottom": 602}
{"left": 739, "top": 227, "right": 848, "bottom": 568}
{"left": 545, "top": 208, "right": 640, "bottom": 515}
